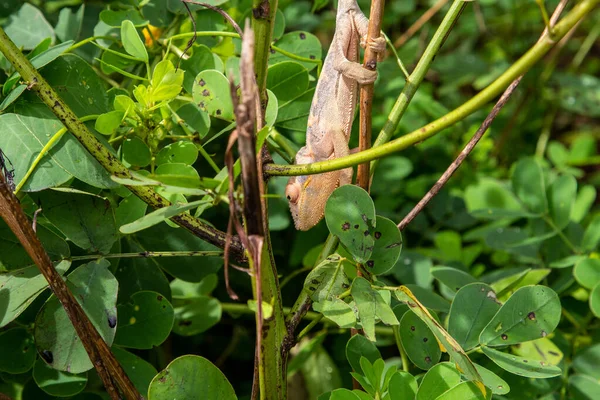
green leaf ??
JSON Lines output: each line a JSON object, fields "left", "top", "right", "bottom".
{"left": 150, "top": 60, "right": 184, "bottom": 103}
{"left": 572, "top": 185, "right": 596, "bottom": 223}
{"left": 491, "top": 268, "right": 551, "bottom": 300}
{"left": 313, "top": 298, "right": 356, "bottom": 328}
{"left": 181, "top": 45, "right": 218, "bottom": 93}
{"left": 448, "top": 283, "right": 501, "bottom": 351}
{"left": 269, "top": 32, "right": 322, "bottom": 71}
{"left": 345, "top": 335, "right": 381, "bottom": 374}
{"left": 582, "top": 214, "right": 600, "bottom": 251}
{"left": 31, "top": 190, "right": 118, "bottom": 254}
{"left": 156, "top": 141, "right": 199, "bottom": 165}
{"left": 325, "top": 186, "right": 376, "bottom": 263}
{"left": 303, "top": 254, "right": 350, "bottom": 303}
{"left": 590, "top": 282, "right": 600, "bottom": 318}
{"left": 388, "top": 371, "right": 418, "bottom": 400}
{"left": 55, "top": 5, "right": 84, "bottom": 42}
{"left": 569, "top": 375, "right": 600, "bottom": 400}
{"left": 548, "top": 175, "right": 577, "bottom": 229}
{"left": 41, "top": 55, "right": 110, "bottom": 116}
{"left": 275, "top": 87, "right": 313, "bottom": 131}
{"left": 193, "top": 70, "right": 234, "bottom": 120}
{"left": 114, "top": 94, "right": 136, "bottom": 114}
{"left": 171, "top": 275, "right": 218, "bottom": 299}
{"left": 473, "top": 362, "right": 509, "bottom": 395}
{"left": 0, "top": 109, "right": 115, "bottom": 192}
{"left": 141, "top": 0, "right": 173, "bottom": 27}
{"left": 119, "top": 199, "right": 204, "bottom": 234}
{"left": 112, "top": 347, "right": 157, "bottom": 395}
{"left": 512, "top": 158, "right": 547, "bottom": 214}
{"left": 120, "top": 20, "right": 148, "bottom": 62}
{"left": 436, "top": 381, "right": 490, "bottom": 400}
{"left": 352, "top": 277, "right": 398, "bottom": 341}
{"left": 0, "top": 221, "right": 70, "bottom": 272}
{"left": 365, "top": 216, "right": 403, "bottom": 275}
{"left": 153, "top": 163, "right": 201, "bottom": 188}
{"left": 573, "top": 343, "right": 600, "bottom": 379}
{"left": 265, "top": 89, "right": 279, "bottom": 127}
{"left": 32, "top": 359, "right": 87, "bottom": 397}
{"left": 399, "top": 311, "right": 441, "bottom": 370}
{"left": 34, "top": 260, "right": 118, "bottom": 373}
{"left": 479, "top": 285, "right": 561, "bottom": 346}
{"left": 481, "top": 346, "right": 562, "bottom": 378}
{"left": 403, "top": 284, "right": 450, "bottom": 313}
{"left": 3, "top": 41, "right": 74, "bottom": 96}
{"left": 114, "top": 291, "right": 174, "bottom": 349}
{"left": 116, "top": 238, "right": 171, "bottom": 302}
{"left": 573, "top": 258, "right": 600, "bottom": 289}
{"left": 172, "top": 296, "right": 222, "bottom": 336}
{"left": 135, "top": 223, "right": 222, "bottom": 283}
{"left": 115, "top": 195, "right": 148, "bottom": 228}
{"left": 513, "top": 337, "right": 563, "bottom": 367}
{"left": 148, "top": 355, "right": 236, "bottom": 400}
{"left": 416, "top": 362, "right": 461, "bottom": 400}
{"left": 329, "top": 389, "right": 361, "bottom": 400}
{"left": 122, "top": 137, "right": 151, "bottom": 167}
{"left": 0, "top": 328, "right": 36, "bottom": 373}
{"left": 267, "top": 61, "right": 309, "bottom": 103}
{"left": 4, "top": 3, "right": 55, "bottom": 50}
{"left": 174, "top": 103, "right": 211, "bottom": 138}
{"left": 100, "top": 9, "right": 148, "bottom": 27}
{"left": 395, "top": 286, "right": 485, "bottom": 393}
{"left": 0, "top": 260, "right": 70, "bottom": 327}
{"left": 95, "top": 110, "right": 125, "bottom": 135}
{"left": 431, "top": 266, "right": 477, "bottom": 292}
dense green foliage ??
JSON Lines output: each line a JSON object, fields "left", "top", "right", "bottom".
{"left": 0, "top": 0, "right": 599, "bottom": 399}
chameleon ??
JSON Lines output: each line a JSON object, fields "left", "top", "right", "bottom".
{"left": 285, "top": 0, "right": 386, "bottom": 230}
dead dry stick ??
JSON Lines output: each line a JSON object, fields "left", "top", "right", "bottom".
{"left": 397, "top": 77, "right": 523, "bottom": 231}
{"left": 0, "top": 173, "right": 141, "bottom": 400}
{"left": 357, "top": 0, "right": 386, "bottom": 190}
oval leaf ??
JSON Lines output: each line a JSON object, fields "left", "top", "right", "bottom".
{"left": 148, "top": 355, "right": 236, "bottom": 400}
{"left": 481, "top": 346, "right": 562, "bottom": 378}
{"left": 399, "top": 311, "right": 441, "bottom": 370}
{"left": 325, "top": 185, "right": 376, "bottom": 264}
{"left": 120, "top": 20, "right": 148, "bottom": 61}
{"left": 479, "top": 285, "right": 561, "bottom": 346}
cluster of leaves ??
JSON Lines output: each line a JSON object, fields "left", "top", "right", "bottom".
{"left": 0, "top": 0, "right": 598, "bottom": 399}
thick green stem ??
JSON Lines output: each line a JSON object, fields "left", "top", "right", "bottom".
{"left": 264, "top": 0, "right": 599, "bottom": 177}
{"left": 0, "top": 27, "right": 245, "bottom": 259}
{"left": 252, "top": 0, "right": 279, "bottom": 102}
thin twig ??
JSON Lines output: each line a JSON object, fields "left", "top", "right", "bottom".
{"left": 182, "top": 0, "right": 243, "bottom": 37}
{"left": 397, "top": 0, "right": 571, "bottom": 231}
{"left": 397, "top": 77, "right": 523, "bottom": 230}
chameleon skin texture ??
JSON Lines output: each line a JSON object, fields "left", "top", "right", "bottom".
{"left": 285, "top": 0, "right": 384, "bottom": 230}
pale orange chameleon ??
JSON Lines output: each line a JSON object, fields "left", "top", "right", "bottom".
{"left": 285, "top": 0, "right": 385, "bottom": 230}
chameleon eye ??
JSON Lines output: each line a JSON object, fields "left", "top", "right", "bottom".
{"left": 285, "top": 183, "right": 300, "bottom": 204}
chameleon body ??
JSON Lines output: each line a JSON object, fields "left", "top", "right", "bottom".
{"left": 285, "top": 0, "right": 385, "bottom": 230}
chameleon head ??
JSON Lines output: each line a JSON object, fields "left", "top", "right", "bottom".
{"left": 286, "top": 171, "right": 341, "bottom": 231}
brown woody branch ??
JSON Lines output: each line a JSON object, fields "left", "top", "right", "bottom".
{"left": 356, "top": 0, "right": 386, "bottom": 190}
{"left": 0, "top": 173, "right": 141, "bottom": 400}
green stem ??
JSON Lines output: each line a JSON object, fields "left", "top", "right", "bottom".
{"left": 14, "top": 115, "right": 99, "bottom": 195}
{"left": 264, "top": 0, "right": 599, "bottom": 177}
{"left": 0, "top": 26, "right": 245, "bottom": 259}
{"left": 543, "top": 215, "right": 580, "bottom": 254}
{"left": 252, "top": 0, "right": 279, "bottom": 104}
{"left": 68, "top": 35, "right": 119, "bottom": 52}
{"left": 393, "top": 326, "right": 410, "bottom": 372}
{"left": 297, "top": 314, "right": 324, "bottom": 340}
{"left": 69, "top": 250, "right": 223, "bottom": 262}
